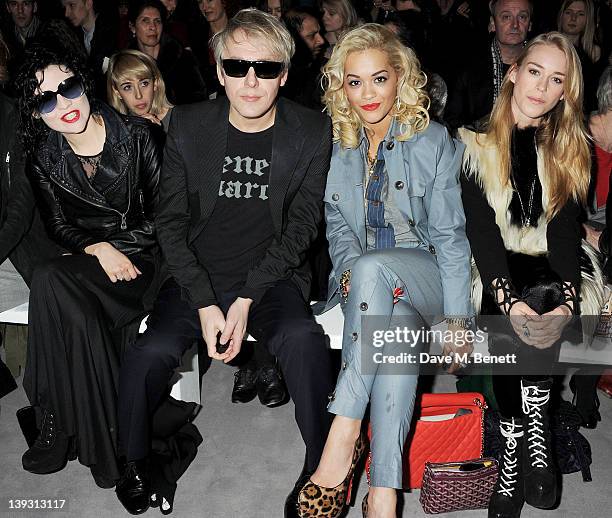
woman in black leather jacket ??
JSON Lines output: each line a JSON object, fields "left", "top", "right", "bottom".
{"left": 15, "top": 44, "right": 162, "bottom": 489}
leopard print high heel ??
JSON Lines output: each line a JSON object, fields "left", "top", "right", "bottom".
{"left": 297, "top": 434, "right": 368, "bottom": 517}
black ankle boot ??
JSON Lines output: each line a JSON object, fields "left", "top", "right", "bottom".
{"left": 521, "top": 378, "right": 558, "bottom": 509}
{"left": 116, "top": 459, "right": 151, "bottom": 515}
{"left": 489, "top": 417, "right": 524, "bottom": 518}
{"left": 569, "top": 374, "right": 601, "bottom": 429}
{"left": 22, "top": 410, "right": 69, "bottom": 474}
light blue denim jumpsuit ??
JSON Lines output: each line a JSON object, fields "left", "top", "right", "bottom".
{"left": 321, "top": 119, "right": 473, "bottom": 488}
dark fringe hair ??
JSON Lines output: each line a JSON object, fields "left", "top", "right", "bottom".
{"left": 15, "top": 42, "right": 94, "bottom": 154}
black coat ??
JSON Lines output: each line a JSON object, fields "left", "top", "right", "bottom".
{"left": 156, "top": 96, "right": 332, "bottom": 308}
{"left": 0, "top": 92, "right": 58, "bottom": 285}
{"left": 30, "top": 103, "right": 161, "bottom": 257}
{"left": 149, "top": 34, "right": 207, "bottom": 106}
{"left": 445, "top": 50, "right": 496, "bottom": 132}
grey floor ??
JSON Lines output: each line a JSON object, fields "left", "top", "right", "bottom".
{"left": 1, "top": 362, "right": 611, "bottom": 518}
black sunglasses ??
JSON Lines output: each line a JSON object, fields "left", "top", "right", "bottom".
{"left": 222, "top": 59, "right": 284, "bottom": 79}
{"left": 35, "top": 76, "right": 85, "bottom": 114}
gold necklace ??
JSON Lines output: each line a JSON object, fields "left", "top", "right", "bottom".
{"left": 367, "top": 154, "right": 377, "bottom": 176}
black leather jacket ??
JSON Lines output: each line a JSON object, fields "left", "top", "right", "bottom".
{"left": 29, "top": 103, "right": 161, "bottom": 256}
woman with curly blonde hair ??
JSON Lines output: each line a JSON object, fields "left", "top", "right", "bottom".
{"left": 297, "top": 24, "right": 472, "bottom": 518}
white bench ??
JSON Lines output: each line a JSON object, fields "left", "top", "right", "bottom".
{"left": 0, "top": 302, "right": 346, "bottom": 405}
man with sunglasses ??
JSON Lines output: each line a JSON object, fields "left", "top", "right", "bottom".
{"left": 117, "top": 8, "right": 334, "bottom": 517}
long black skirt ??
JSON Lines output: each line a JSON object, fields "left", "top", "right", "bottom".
{"left": 23, "top": 253, "right": 155, "bottom": 488}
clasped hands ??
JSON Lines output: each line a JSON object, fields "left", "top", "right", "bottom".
{"left": 198, "top": 297, "right": 252, "bottom": 363}
{"left": 507, "top": 301, "right": 573, "bottom": 349}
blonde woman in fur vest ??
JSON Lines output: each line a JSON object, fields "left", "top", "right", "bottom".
{"left": 459, "top": 32, "right": 605, "bottom": 518}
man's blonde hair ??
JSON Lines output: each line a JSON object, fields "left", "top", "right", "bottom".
{"left": 210, "top": 8, "right": 294, "bottom": 68}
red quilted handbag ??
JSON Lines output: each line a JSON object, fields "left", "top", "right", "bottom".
{"left": 366, "top": 392, "right": 486, "bottom": 489}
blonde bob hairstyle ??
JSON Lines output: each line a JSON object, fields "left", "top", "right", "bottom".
{"left": 322, "top": 23, "right": 429, "bottom": 149}
{"left": 484, "top": 32, "right": 590, "bottom": 217}
{"left": 107, "top": 49, "right": 173, "bottom": 117}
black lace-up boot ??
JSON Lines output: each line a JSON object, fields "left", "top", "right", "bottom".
{"left": 22, "top": 410, "right": 69, "bottom": 474}
{"left": 521, "top": 378, "right": 558, "bottom": 509}
{"left": 488, "top": 417, "right": 525, "bottom": 518}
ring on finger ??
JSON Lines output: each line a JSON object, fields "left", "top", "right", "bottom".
{"left": 522, "top": 323, "right": 530, "bottom": 337}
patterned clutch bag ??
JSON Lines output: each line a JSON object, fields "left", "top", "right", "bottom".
{"left": 419, "top": 457, "right": 498, "bottom": 514}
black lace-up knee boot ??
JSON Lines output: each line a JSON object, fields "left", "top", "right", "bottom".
{"left": 488, "top": 417, "right": 525, "bottom": 518}
{"left": 521, "top": 378, "right": 558, "bottom": 509}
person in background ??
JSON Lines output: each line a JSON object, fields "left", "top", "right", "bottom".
{"left": 2, "top": 1, "right": 41, "bottom": 81}
{"left": 257, "top": 0, "right": 288, "bottom": 20}
{"left": 321, "top": 0, "right": 359, "bottom": 59}
{"left": 299, "top": 23, "right": 471, "bottom": 518}
{"left": 429, "top": 0, "right": 481, "bottom": 90}
{"left": 571, "top": 65, "right": 612, "bottom": 430}
{"left": 558, "top": 0, "right": 601, "bottom": 64}
{"left": 195, "top": 0, "right": 231, "bottom": 97}
{"left": 159, "top": 0, "right": 190, "bottom": 46}
{"left": 445, "top": 0, "right": 532, "bottom": 132}
{"left": 558, "top": 0, "right": 603, "bottom": 112}
{"left": 129, "top": 0, "right": 207, "bottom": 104}
{"left": 283, "top": 6, "right": 327, "bottom": 108}
{"left": 107, "top": 49, "right": 173, "bottom": 131}
{"left": 62, "top": 0, "right": 119, "bottom": 99}
{"left": 460, "top": 32, "right": 605, "bottom": 518}
{"left": 369, "top": 0, "right": 394, "bottom": 24}
{"left": 198, "top": 0, "right": 229, "bottom": 34}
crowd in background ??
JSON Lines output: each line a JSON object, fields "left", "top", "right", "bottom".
{"left": 1, "top": 1, "right": 611, "bottom": 114}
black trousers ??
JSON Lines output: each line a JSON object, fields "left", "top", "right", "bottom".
{"left": 23, "top": 254, "right": 155, "bottom": 488}
{"left": 118, "top": 278, "right": 335, "bottom": 470}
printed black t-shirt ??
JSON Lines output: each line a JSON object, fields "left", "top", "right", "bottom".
{"left": 194, "top": 123, "right": 275, "bottom": 297}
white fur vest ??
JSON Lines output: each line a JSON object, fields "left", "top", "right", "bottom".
{"left": 459, "top": 127, "right": 605, "bottom": 318}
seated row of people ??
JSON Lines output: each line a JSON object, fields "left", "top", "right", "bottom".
{"left": 0, "top": 7, "right": 610, "bottom": 518}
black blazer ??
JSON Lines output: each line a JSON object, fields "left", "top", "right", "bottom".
{"left": 157, "top": 96, "right": 332, "bottom": 308}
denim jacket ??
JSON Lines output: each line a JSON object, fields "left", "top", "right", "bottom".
{"left": 323, "top": 119, "right": 473, "bottom": 317}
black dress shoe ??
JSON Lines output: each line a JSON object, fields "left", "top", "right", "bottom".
{"left": 285, "top": 463, "right": 314, "bottom": 518}
{"left": 232, "top": 364, "right": 258, "bottom": 403}
{"left": 256, "top": 363, "right": 288, "bottom": 407}
{"left": 116, "top": 460, "right": 151, "bottom": 515}
{"left": 22, "top": 410, "right": 70, "bottom": 474}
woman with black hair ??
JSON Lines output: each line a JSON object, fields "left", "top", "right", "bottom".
{"left": 16, "top": 43, "right": 162, "bottom": 494}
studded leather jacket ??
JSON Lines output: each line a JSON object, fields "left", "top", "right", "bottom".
{"left": 29, "top": 102, "right": 161, "bottom": 256}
